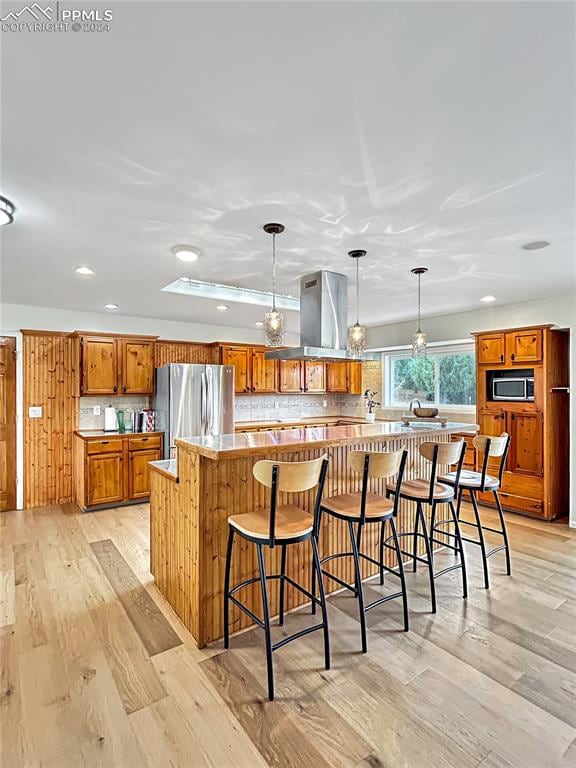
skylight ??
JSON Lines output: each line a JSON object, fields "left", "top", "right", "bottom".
{"left": 161, "top": 278, "right": 300, "bottom": 311}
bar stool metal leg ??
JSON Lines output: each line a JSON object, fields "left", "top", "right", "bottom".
{"left": 256, "top": 543, "right": 275, "bottom": 701}
{"left": 493, "top": 490, "right": 512, "bottom": 576}
{"left": 379, "top": 521, "right": 386, "bottom": 585}
{"left": 412, "top": 505, "right": 420, "bottom": 573}
{"left": 449, "top": 501, "right": 468, "bottom": 599}
{"left": 469, "top": 490, "right": 490, "bottom": 589}
{"left": 311, "top": 535, "right": 331, "bottom": 670}
{"left": 417, "top": 502, "right": 437, "bottom": 614}
{"left": 278, "top": 544, "right": 287, "bottom": 626}
{"left": 223, "top": 527, "right": 234, "bottom": 649}
{"left": 348, "top": 520, "right": 368, "bottom": 653}
{"left": 389, "top": 517, "right": 409, "bottom": 631}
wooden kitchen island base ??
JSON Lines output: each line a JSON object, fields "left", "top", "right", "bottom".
{"left": 150, "top": 422, "right": 476, "bottom": 647}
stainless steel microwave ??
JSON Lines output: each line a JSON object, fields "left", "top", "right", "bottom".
{"left": 492, "top": 377, "right": 534, "bottom": 401}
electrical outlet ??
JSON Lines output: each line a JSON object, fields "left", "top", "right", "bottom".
{"left": 274, "top": 401, "right": 280, "bottom": 409}
{"left": 323, "top": 400, "right": 328, "bottom": 408}
{"left": 28, "top": 406, "right": 42, "bottom": 418}
{"left": 93, "top": 405, "right": 101, "bottom": 416}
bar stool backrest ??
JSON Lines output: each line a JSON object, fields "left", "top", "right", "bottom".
{"left": 419, "top": 439, "right": 466, "bottom": 504}
{"left": 472, "top": 432, "right": 510, "bottom": 491}
{"left": 348, "top": 449, "right": 408, "bottom": 525}
{"left": 253, "top": 455, "right": 329, "bottom": 546}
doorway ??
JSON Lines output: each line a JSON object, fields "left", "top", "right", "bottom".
{"left": 0, "top": 336, "right": 16, "bottom": 511}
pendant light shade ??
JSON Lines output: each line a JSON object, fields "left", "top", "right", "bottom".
{"left": 347, "top": 250, "right": 367, "bottom": 358}
{"left": 263, "top": 223, "right": 285, "bottom": 347}
{"left": 411, "top": 267, "right": 428, "bottom": 357}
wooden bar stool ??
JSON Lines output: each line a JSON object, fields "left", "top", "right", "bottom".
{"left": 223, "top": 455, "right": 330, "bottom": 701}
{"left": 386, "top": 440, "right": 468, "bottom": 613}
{"left": 438, "top": 433, "right": 511, "bottom": 589}
{"left": 314, "top": 449, "right": 409, "bottom": 653}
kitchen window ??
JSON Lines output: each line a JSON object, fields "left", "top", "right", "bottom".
{"left": 384, "top": 343, "right": 476, "bottom": 409}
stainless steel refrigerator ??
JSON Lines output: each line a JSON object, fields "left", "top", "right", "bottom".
{"left": 153, "top": 364, "right": 235, "bottom": 457}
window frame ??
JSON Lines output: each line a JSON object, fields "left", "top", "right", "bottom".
{"left": 383, "top": 342, "right": 476, "bottom": 411}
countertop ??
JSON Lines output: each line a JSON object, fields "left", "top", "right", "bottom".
{"left": 175, "top": 421, "right": 478, "bottom": 460}
{"left": 149, "top": 458, "right": 178, "bottom": 480}
{"left": 234, "top": 416, "right": 369, "bottom": 430}
{"left": 75, "top": 430, "right": 163, "bottom": 438}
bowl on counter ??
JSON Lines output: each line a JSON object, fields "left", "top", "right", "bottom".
{"left": 413, "top": 407, "right": 439, "bottom": 418}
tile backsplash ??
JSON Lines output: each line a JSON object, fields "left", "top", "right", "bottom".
{"left": 235, "top": 393, "right": 360, "bottom": 422}
{"left": 78, "top": 396, "right": 149, "bottom": 430}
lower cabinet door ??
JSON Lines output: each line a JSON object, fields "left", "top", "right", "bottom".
{"left": 86, "top": 453, "right": 124, "bottom": 506}
{"left": 129, "top": 448, "right": 161, "bottom": 499}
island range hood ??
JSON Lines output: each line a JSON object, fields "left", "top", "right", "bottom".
{"left": 264, "top": 270, "right": 379, "bottom": 362}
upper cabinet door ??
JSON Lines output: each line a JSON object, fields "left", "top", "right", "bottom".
{"left": 507, "top": 411, "right": 543, "bottom": 476}
{"left": 326, "top": 362, "right": 348, "bottom": 392}
{"left": 303, "top": 362, "right": 326, "bottom": 393}
{"left": 477, "top": 333, "right": 505, "bottom": 365}
{"left": 507, "top": 330, "right": 542, "bottom": 364}
{"left": 120, "top": 339, "right": 155, "bottom": 394}
{"left": 220, "top": 346, "right": 251, "bottom": 392}
{"left": 347, "top": 362, "right": 362, "bottom": 395}
{"left": 81, "top": 337, "right": 118, "bottom": 395}
{"left": 251, "top": 349, "right": 277, "bottom": 393}
{"left": 279, "top": 360, "right": 303, "bottom": 392}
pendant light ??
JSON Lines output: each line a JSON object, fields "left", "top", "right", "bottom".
{"left": 347, "top": 249, "right": 367, "bottom": 358}
{"left": 411, "top": 267, "right": 428, "bottom": 357}
{"left": 263, "top": 223, "right": 285, "bottom": 347}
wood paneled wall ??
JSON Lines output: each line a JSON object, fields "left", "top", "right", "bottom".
{"left": 23, "top": 332, "right": 78, "bottom": 508}
{"left": 155, "top": 340, "right": 218, "bottom": 366}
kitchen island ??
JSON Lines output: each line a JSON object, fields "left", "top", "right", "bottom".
{"left": 149, "top": 421, "right": 477, "bottom": 647}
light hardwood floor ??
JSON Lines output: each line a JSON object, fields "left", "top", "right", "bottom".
{"left": 1, "top": 500, "right": 576, "bottom": 768}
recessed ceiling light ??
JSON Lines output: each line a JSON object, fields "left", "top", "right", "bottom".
{"left": 172, "top": 245, "right": 202, "bottom": 262}
{"left": 0, "top": 196, "right": 15, "bottom": 226}
{"left": 216, "top": 304, "right": 229, "bottom": 312}
{"left": 255, "top": 321, "right": 264, "bottom": 327}
{"left": 75, "top": 266, "right": 95, "bottom": 275}
{"left": 104, "top": 303, "right": 119, "bottom": 310}
{"left": 480, "top": 295, "right": 497, "bottom": 303}
{"left": 521, "top": 240, "right": 550, "bottom": 251}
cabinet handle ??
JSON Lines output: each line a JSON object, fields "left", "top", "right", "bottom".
{"left": 500, "top": 354, "right": 504, "bottom": 362}
{"left": 500, "top": 413, "right": 505, "bottom": 419}
{"left": 511, "top": 413, "right": 515, "bottom": 420}
{"left": 511, "top": 353, "right": 515, "bottom": 361}
{"left": 123, "top": 385, "right": 127, "bottom": 393}
{"left": 113, "top": 385, "right": 117, "bottom": 393}
{"left": 101, "top": 441, "right": 109, "bottom": 444}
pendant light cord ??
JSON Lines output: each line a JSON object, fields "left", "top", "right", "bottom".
{"left": 272, "top": 232, "right": 277, "bottom": 311}
{"left": 417, "top": 272, "right": 421, "bottom": 331}
{"left": 355, "top": 256, "right": 360, "bottom": 324}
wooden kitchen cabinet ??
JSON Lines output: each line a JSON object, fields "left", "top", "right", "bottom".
{"left": 303, "top": 362, "right": 326, "bottom": 393}
{"left": 279, "top": 360, "right": 303, "bottom": 392}
{"left": 120, "top": 339, "right": 155, "bottom": 394}
{"left": 473, "top": 324, "right": 568, "bottom": 520}
{"left": 251, "top": 348, "right": 277, "bottom": 393}
{"left": 78, "top": 333, "right": 156, "bottom": 396}
{"left": 326, "top": 361, "right": 362, "bottom": 393}
{"left": 507, "top": 411, "right": 543, "bottom": 477}
{"left": 86, "top": 452, "right": 124, "bottom": 506}
{"left": 220, "top": 345, "right": 251, "bottom": 393}
{"left": 129, "top": 448, "right": 162, "bottom": 499}
{"left": 74, "top": 432, "right": 163, "bottom": 511}
{"left": 81, "top": 336, "right": 119, "bottom": 395}
{"left": 506, "top": 329, "right": 542, "bottom": 364}
{"left": 477, "top": 333, "right": 505, "bottom": 365}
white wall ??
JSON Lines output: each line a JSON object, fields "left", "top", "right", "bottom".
{"left": 0, "top": 302, "right": 300, "bottom": 344}
{"left": 367, "top": 292, "right": 576, "bottom": 527}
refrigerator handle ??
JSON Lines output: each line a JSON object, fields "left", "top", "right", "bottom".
{"left": 200, "top": 371, "right": 208, "bottom": 436}
{"left": 206, "top": 366, "right": 213, "bottom": 435}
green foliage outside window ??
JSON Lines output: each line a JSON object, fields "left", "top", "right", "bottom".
{"left": 391, "top": 352, "right": 475, "bottom": 407}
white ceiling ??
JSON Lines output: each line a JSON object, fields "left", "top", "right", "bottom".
{"left": 1, "top": 1, "right": 575, "bottom": 336}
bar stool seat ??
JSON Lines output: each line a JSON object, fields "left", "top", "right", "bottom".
{"left": 229, "top": 505, "right": 313, "bottom": 540}
{"left": 439, "top": 470, "right": 500, "bottom": 491}
{"left": 321, "top": 492, "right": 394, "bottom": 521}
{"left": 386, "top": 478, "right": 454, "bottom": 501}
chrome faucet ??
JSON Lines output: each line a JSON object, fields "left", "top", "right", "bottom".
{"left": 408, "top": 399, "right": 421, "bottom": 414}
